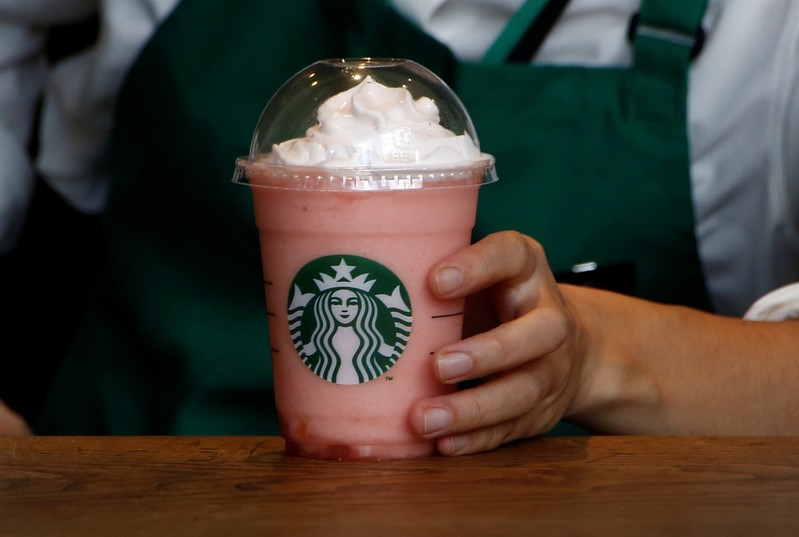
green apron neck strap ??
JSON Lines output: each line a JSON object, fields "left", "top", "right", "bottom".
{"left": 632, "top": 0, "right": 708, "bottom": 77}
{"left": 628, "top": 0, "right": 709, "bottom": 123}
{"left": 483, "top": 0, "right": 570, "bottom": 64}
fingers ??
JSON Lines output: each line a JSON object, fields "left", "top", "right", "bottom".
{"left": 430, "top": 231, "right": 548, "bottom": 300}
{"left": 0, "top": 399, "right": 32, "bottom": 436}
{"left": 412, "top": 307, "right": 573, "bottom": 455}
{"left": 433, "top": 409, "right": 563, "bottom": 456}
{"left": 410, "top": 353, "right": 569, "bottom": 455}
{"left": 416, "top": 231, "right": 580, "bottom": 456}
{"left": 435, "top": 305, "right": 569, "bottom": 384}
{"left": 431, "top": 232, "right": 561, "bottom": 329}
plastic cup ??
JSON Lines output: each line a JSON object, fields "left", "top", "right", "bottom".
{"left": 234, "top": 58, "right": 496, "bottom": 459}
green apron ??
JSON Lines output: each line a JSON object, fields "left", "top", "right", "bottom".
{"left": 37, "top": 0, "right": 710, "bottom": 435}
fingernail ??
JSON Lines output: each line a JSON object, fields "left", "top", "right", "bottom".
{"left": 438, "top": 352, "right": 472, "bottom": 381}
{"left": 435, "top": 267, "right": 463, "bottom": 295}
{"left": 423, "top": 407, "right": 452, "bottom": 436}
{"left": 450, "top": 435, "right": 470, "bottom": 454}
{"left": 439, "top": 435, "right": 470, "bottom": 456}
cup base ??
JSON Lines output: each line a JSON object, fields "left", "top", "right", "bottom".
{"left": 284, "top": 438, "right": 437, "bottom": 460}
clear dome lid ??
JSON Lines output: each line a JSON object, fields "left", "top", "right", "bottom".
{"left": 233, "top": 58, "right": 496, "bottom": 191}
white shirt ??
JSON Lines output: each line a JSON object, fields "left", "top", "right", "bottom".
{"left": 0, "top": 0, "right": 178, "bottom": 251}
{"left": 2, "top": 0, "right": 797, "bottom": 317}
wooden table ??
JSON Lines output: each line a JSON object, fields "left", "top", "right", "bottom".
{"left": 1, "top": 436, "right": 798, "bottom": 536}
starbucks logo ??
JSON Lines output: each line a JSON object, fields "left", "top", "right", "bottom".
{"left": 288, "top": 255, "right": 412, "bottom": 384}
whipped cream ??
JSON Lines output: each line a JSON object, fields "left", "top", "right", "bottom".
{"left": 264, "top": 76, "right": 484, "bottom": 168}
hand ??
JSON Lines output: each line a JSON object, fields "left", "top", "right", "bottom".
{"left": 409, "top": 231, "right": 585, "bottom": 455}
{"left": 0, "top": 399, "right": 32, "bottom": 436}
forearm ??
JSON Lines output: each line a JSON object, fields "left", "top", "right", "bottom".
{"left": 563, "top": 285, "right": 799, "bottom": 435}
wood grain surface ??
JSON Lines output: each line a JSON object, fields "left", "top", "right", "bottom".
{"left": 1, "top": 436, "right": 798, "bottom": 536}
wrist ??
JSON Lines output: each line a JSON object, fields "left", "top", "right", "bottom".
{"left": 559, "top": 285, "right": 662, "bottom": 434}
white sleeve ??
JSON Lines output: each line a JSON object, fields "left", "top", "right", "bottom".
{"left": 745, "top": 3, "right": 799, "bottom": 322}
{"left": 778, "top": 11, "right": 799, "bottom": 234}
{"left": 747, "top": 38, "right": 799, "bottom": 322}
{"left": 35, "top": 0, "right": 179, "bottom": 214}
{"left": 0, "top": 0, "right": 101, "bottom": 253}
{"left": 744, "top": 283, "right": 799, "bottom": 321}
{"left": 0, "top": 22, "right": 46, "bottom": 253}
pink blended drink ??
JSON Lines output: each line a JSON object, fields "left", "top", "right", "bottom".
{"left": 234, "top": 59, "right": 496, "bottom": 459}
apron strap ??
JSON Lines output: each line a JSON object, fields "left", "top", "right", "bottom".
{"left": 628, "top": 0, "right": 709, "bottom": 123}
{"left": 483, "top": 0, "right": 570, "bottom": 64}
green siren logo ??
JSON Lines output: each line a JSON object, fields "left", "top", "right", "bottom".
{"left": 288, "top": 255, "right": 412, "bottom": 384}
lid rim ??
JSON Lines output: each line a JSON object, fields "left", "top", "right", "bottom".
{"left": 232, "top": 157, "right": 498, "bottom": 191}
